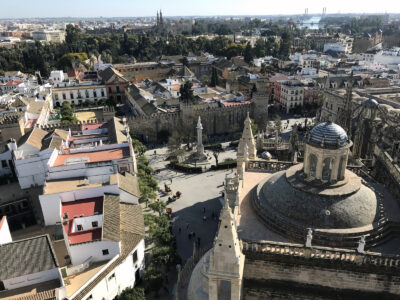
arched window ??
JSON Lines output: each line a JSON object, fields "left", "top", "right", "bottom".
{"left": 322, "top": 157, "right": 333, "bottom": 181}
{"left": 309, "top": 154, "right": 317, "bottom": 178}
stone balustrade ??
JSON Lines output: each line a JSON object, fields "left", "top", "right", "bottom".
{"left": 247, "top": 160, "right": 297, "bottom": 172}
{"left": 242, "top": 240, "right": 400, "bottom": 271}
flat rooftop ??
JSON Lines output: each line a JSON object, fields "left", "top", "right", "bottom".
{"left": 62, "top": 197, "right": 103, "bottom": 245}
{"left": 53, "top": 146, "right": 130, "bottom": 167}
{"left": 43, "top": 174, "right": 117, "bottom": 195}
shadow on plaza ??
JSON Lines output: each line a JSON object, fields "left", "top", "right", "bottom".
{"left": 171, "top": 197, "right": 223, "bottom": 261}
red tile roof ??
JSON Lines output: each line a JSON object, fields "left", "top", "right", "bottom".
{"left": 5, "top": 80, "right": 23, "bottom": 86}
{"left": 62, "top": 197, "right": 103, "bottom": 245}
{"left": 81, "top": 122, "right": 107, "bottom": 131}
{"left": 53, "top": 146, "right": 130, "bottom": 167}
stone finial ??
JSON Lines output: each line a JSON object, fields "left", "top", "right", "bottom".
{"left": 196, "top": 116, "right": 203, "bottom": 130}
{"left": 357, "top": 235, "right": 366, "bottom": 253}
{"left": 305, "top": 228, "right": 313, "bottom": 247}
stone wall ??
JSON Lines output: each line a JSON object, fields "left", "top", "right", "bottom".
{"left": 128, "top": 103, "right": 253, "bottom": 143}
{"left": 373, "top": 145, "right": 400, "bottom": 200}
{"left": 242, "top": 241, "right": 400, "bottom": 297}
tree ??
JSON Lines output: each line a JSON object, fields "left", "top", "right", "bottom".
{"left": 274, "top": 115, "right": 282, "bottom": 134}
{"left": 131, "top": 138, "right": 147, "bottom": 156}
{"left": 65, "top": 24, "right": 83, "bottom": 52}
{"left": 60, "top": 102, "right": 76, "bottom": 123}
{"left": 210, "top": 67, "right": 219, "bottom": 87}
{"left": 278, "top": 31, "right": 292, "bottom": 59}
{"left": 250, "top": 118, "right": 258, "bottom": 135}
{"left": 116, "top": 287, "right": 145, "bottom": 300}
{"left": 244, "top": 42, "right": 253, "bottom": 64}
{"left": 179, "top": 81, "right": 195, "bottom": 104}
{"left": 148, "top": 201, "right": 167, "bottom": 217}
{"left": 142, "top": 265, "right": 163, "bottom": 295}
{"left": 212, "top": 149, "right": 221, "bottom": 167}
{"left": 254, "top": 38, "right": 266, "bottom": 57}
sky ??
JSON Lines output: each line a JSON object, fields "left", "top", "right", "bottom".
{"left": 0, "top": 0, "right": 399, "bottom": 19}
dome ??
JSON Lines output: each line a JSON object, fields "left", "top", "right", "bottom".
{"left": 259, "top": 170, "right": 377, "bottom": 229}
{"left": 362, "top": 98, "right": 378, "bottom": 108}
{"left": 310, "top": 122, "right": 348, "bottom": 146}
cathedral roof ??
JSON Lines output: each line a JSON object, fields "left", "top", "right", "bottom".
{"left": 362, "top": 98, "right": 379, "bottom": 108}
{"left": 310, "top": 122, "right": 348, "bottom": 146}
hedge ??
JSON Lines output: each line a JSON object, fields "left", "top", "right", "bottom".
{"left": 204, "top": 143, "right": 223, "bottom": 151}
{"left": 168, "top": 162, "right": 202, "bottom": 173}
{"left": 211, "top": 160, "right": 237, "bottom": 170}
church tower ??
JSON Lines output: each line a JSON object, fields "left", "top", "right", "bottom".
{"left": 206, "top": 195, "right": 245, "bottom": 300}
{"left": 237, "top": 113, "right": 256, "bottom": 176}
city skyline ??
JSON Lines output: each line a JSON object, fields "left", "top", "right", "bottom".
{"left": 0, "top": 0, "right": 398, "bottom": 19}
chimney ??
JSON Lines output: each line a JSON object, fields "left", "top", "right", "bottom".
{"left": 7, "top": 139, "right": 17, "bottom": 152}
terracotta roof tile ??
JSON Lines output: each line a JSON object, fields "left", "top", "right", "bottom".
{"left": 102, "top": 194, "right": 120, "bottom": 242}
{"left": 118, "top": 173, "right": 140, "bottom": 198}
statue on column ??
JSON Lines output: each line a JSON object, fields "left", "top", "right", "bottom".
{"left": 195, "top": 116, "right": 207, "bottom": 161}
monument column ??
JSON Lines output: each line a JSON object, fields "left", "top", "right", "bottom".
{"left": 196, "top": 116, "right": 204, "bottom": 157}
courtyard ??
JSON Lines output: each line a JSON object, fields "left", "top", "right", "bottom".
{"left": 145, "top": 145, "right": 237, "bottom": 260}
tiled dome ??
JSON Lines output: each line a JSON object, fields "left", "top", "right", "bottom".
{"left": 310, "top": 122, "right": 348, "bottom": 146}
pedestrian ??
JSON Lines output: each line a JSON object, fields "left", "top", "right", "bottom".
{"left": 203, "top": 215, "right": 207, "bottom": 221}
{"left": 203, "top": 207, "right": 206, "bottom": 214}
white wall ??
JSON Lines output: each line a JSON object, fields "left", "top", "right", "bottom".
{"left": 71, "top": 239, "right": 145, "bottom": 300}
{"left": 15, "top": 149, "right": 55, "bottom": 189}
{"left": 67, "top": 239, "right": 121, "bottom": 266}
{"left": 3, "top": 268, "right": 60, "bottom": 290}
{"left": 40, "top": 184, "right": 120, "bottom": 226}
{"left": 0, "top": 217, "right": 12, "bottom": 245}
{"left": 72, "top": 215, "right": 103, "bottom": 232}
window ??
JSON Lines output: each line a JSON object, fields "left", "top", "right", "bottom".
{"left": 108, "top": 87, "right": 112, "bottom": 94}
{"left": 101, "top": 90, "right": 105, "bottom": 97}
{"left": 322, "top": 157, "right": 333, "bottom": 181}
{"left": 1, "top": 160, "right": 7, "bottom": 168}
{"left": 102, "top": 249, "right": 109, "bottom": 255}
{"left": 55, "top": 94, "right": 59, "bottom": 100}
{"left": 309, "top": 154, "right": 317, "bottom": 178}
{"left": 108, "top": 273, "right": 115, "bottom": 280}
{"left": 132, "top": 250, "right": 138, "bottom": 263}
{"left": 77, "top": 224, "right": 83, "bottom": 231}
{"left": 92, "top": 221, "right": 98, "bottom": 228}
{"left": 63, "top": 93, "right": 66, "bottom": 100}
{"left": 116, "top": 86, "right": 120, "bottom": 93}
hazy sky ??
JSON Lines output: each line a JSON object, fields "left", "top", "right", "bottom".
{"left": 0, "top": 0, "right": 398, "bottom": 18}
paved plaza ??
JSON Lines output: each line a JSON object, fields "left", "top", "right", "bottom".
{"left": 146, "top": 146, "right": 237, "bottom": 260}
